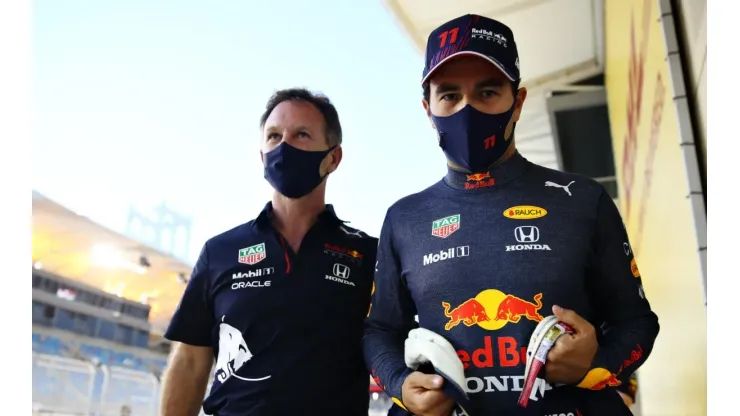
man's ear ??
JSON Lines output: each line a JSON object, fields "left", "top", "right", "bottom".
{"left": 325, "top": 145, "right": 342, "bottom": 175}
{"left": 511, "top": 87, "right": 528, "bottom": 123}
{"left": 422, "top": 99, "right": 436, "bottom": 130}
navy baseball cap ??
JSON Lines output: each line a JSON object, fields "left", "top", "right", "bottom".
{"left": 422, "top": 14, "right": 520, "bottom": 85}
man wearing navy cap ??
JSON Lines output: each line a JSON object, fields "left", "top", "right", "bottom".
{"left": 160, "top": 88, "right": 377, "bottom": 416}
{"left": 364, "top": 14, "right": 659, "bottom": 415}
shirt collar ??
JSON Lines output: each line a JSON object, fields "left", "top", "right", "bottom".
{"left": 443, "top": 151, "right": 532, "bottom": 191}
{"left": 253, "top": 201, "right": 346, "bottom": 231}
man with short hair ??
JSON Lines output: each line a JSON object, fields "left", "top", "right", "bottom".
{"left": 364, "top": 14, "right": 659, "bottom": 415}
{"left": 161, "top": 88, "right": 377, "bottom": 416}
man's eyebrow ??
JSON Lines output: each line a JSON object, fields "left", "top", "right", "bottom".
{"left": 435, "top": 83, "right": 460, "bottom": 95}
{"left": 264, "top": 125, "right": 314, "bottom": 133}
{"left": 476, "top": 78, "right": 506, "bottom": 89}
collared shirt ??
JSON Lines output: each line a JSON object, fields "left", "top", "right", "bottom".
{"left": 166, "top": 202, "right": 377, "bottom": 416}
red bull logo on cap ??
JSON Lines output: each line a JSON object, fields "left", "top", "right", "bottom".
{"left": 442, "top": 290, "right": 544, "bottom": 331}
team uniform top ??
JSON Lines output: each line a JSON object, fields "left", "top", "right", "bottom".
{"left": 364, "top": 152, "right": 659, "bottom": 415}
{"left": 165, "top": 203, "right": 377, "bottom": 416}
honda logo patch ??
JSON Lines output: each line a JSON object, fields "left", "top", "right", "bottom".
{"left": 507, "top": 226, "right": 551, "bottom": 252}
{"left": 333, "top": 263, "right": 350, "bottom": 279}
{"left": 514, "top": 226, "right": 540, "bottom": 243}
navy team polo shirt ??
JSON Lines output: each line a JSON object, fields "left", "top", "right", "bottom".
{"left": 165, "top": 202, "right": 377, "bottom": 416}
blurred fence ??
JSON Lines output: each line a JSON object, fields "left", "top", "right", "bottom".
{"left": 33, "top": 353, "right": 158, "bottom": 416}
{"left": 32, "top": 352, "right": 389, "bottom": 416}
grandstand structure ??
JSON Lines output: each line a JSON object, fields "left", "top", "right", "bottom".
{"left": 32, "top": 191, "right": 389, "bottom": 415}
{"left": 32, "top": 191, "right": 195, "bottom": 415}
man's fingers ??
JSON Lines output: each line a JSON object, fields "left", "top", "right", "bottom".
{"left": 408, "top": 372, "right": 444, "bottom": 390}
{"left": 419, "top": 389, "right": 454, "bottom": 414}
{"left": 552, "top": 305, "right": 590, "bottom": 333}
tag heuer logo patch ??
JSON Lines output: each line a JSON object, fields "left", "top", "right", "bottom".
{"left": 239, "top": 243, "right": 266, "bottom": 265}
{"left": 431, "top": 214, "right": 460, "bottom": 238}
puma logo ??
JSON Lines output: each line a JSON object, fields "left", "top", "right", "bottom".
{"left": 545, "top": 181, "right": 575, "bottom": 196}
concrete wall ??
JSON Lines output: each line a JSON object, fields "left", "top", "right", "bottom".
{"left": 674, "top": 0, "right": 707, "bottom": 178}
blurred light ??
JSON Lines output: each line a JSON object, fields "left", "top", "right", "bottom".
{"left": 91, "top": 244, "right": 148, "bottom": 274}
{"left": 103, "top": 280, "right": 127, "bottom": 298}
{"left": 372, "top": 393, "right": 379, "bottom": 401}
{"left": 140, "top": 290, "right": 160, "bottom": 304}
{"left": 56, "top": 288, "right": 76, "bottom": 301}
{"left": 91, "top": 244, "right": 123, "bottom": 267}
{"left": 33, "top": 261, "right": 43, "bottom": 270}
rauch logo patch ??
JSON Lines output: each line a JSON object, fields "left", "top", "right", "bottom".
{"left": 503, "top": 205, "right": 548, "bottom": 220}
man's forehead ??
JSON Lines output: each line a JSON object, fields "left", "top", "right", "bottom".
{"left": 264, "top": 100, "right": 323, "bottom": 128}
{"left": 429, "top": 56, "right": 508, "bottom": 86}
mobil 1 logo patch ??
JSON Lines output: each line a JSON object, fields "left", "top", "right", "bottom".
{"left": 505, "top": 226, "right": 551, "bottom": 252}
{"left": 231, "top": 268, "right": 274, "bottom": 290}
{"left": 423, "top": 245, "right": 470, "bottom": 266}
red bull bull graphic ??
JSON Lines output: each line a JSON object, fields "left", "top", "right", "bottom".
{"left": 442, "top": 299, "right": 491, "bottom": 330}
{"left": 346, "top": 249, "right": 363, "bottom": 260}
{"left": 496, "top": 293, "right": 544, "bottom": 323}
{"left": 577, "top": 368, "right": 621, "bottom": 390}
{"left": 443, "top": 290, "right": 544, "bottom": 331}
{"left": 323, "top": 243, "right": 363, "bottom": 265}
{"left": 465, "top": 172, "right": 495, "bottom": 190}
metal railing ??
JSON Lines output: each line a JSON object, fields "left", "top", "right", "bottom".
{"left": 33, "top": 353, "right": 159, "bottom": 416}
{"left": 33, "top": 353, "right": 386, "bottom": 416}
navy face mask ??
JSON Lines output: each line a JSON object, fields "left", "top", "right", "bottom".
{"left": 431, "top": 100, "right": 517, "bottom": 173}
{"left": 263, "top": 141, "right": 336, "bottom": 199}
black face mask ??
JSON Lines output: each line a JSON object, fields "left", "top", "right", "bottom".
{"left": 263, "top": 141, "right": 336, "bottom": 199}
{"left": 431, "top": 100, "right": 517, "bottom": 173}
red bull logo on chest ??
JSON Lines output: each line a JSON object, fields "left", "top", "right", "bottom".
{"left": 238, "top": 243, "right": 266, "bottom": 265}
{"left": 442, "top": 290, "right": 544, "bottom": 331}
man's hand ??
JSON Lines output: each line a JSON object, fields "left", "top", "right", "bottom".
{"left": 400, "top": 372, "right": 455, "bottom": 416}
{"left": 618, "top": 391, "right": 634, "bottom": 407}
{"left": 545, "top": 305, "right": 598, "bottom": 384}
{"left": 160, "top": 342, "right": 212, "bottom": 416}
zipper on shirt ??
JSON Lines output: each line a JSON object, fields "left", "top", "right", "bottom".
{"left": 277, "top": 234, "right": 292, "bottom": 275}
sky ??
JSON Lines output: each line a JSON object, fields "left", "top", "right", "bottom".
{"left": 33, "top": 0, "right": 449, "bottom": 264}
